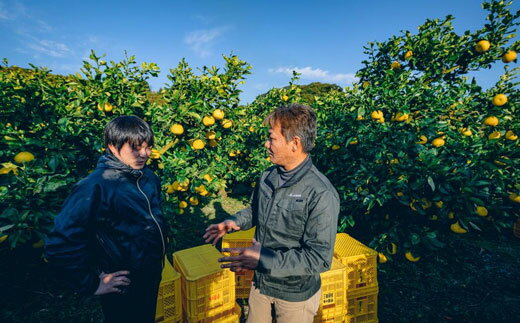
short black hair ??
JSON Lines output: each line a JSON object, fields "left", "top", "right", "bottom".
{"left": 104, "top": 116, "right": 154, "bottom": 152}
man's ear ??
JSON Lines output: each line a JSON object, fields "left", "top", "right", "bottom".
{"left": 108, "top": 144, "right": 118, "bottom": 156}
{"left": 292, "top": 136, "right": 302, "bottom": 152}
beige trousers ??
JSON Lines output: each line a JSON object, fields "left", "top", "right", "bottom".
{"left": 247, "top": 284, "right": 321, "bottom": 323}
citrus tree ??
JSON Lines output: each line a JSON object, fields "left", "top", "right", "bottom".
{"left": 311, "top": 0, "right": 519, "bottom": 262}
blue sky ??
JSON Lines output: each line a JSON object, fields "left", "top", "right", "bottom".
{"left": 1, "top": 0, "right": 518, "bottom": 103}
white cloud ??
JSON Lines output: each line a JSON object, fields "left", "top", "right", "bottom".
{"left": 26, "top": 39, "right": 71, "bottom": 57}
{"left": 269, "top": 66, "right": 358, "bottom": 84}
{"left": 36, "top": 19, "right": 53, "bottom": 32}
{"left": 184, "top": 27, "right": 228, "bottom": 58}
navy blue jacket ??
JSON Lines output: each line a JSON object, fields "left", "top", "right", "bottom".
{"left": 44, "top": 154, "right": 166, "bottom": 295}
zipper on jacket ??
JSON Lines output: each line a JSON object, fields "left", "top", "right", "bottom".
{"left": 261, "top": 188, "right": 278, "bottom": 245}
{"left": 136, "top": 172, "right": 166, "bottom": 260}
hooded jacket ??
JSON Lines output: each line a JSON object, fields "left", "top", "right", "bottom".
{"left": 44, "top": 154, "right": 166, "bottom": 295}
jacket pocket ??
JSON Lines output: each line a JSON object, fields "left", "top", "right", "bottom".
{"left": 96, "top": 232, "right": 125, "bottom": 271}
{"left": 274, "top": 198, "right": 306, "bottom": 239}
{"left": 263, "top": 274, "right": 305, "bottom": 293}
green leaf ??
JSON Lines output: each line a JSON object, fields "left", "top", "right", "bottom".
{"left": 427, "top": 176, "right": 436, "bottom": 191}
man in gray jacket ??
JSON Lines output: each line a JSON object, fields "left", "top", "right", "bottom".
{"left": 204, "top": 104, "right": 339, "bottom": 323}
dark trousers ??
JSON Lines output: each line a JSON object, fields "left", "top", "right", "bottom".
{"left": 100, "top": 272, "right": 161, "bottom": 323}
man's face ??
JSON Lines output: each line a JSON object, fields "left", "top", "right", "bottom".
{"left": 264, "top": 122, "right": 294, "bottom": 169}
{"left": 109, "top": 142, "right": 151, "bottom": 169}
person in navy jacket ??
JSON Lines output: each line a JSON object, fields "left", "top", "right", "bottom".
{"left": 45, "top": 116, "right": 167, "bottom": 323}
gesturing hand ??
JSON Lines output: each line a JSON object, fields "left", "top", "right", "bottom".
{"left": 94, "top": 270, "right": 131, "bottom": 295}
{"left": 203, "top": 220, "right": 240, "bottom": 245}
{"left": 218, "top": 239, "right": 261, "bottom": 273}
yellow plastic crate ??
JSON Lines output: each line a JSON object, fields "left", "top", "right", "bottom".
{"left": 173, "top": 244, "right": 235, "bottom": 321}
{"left": 235, "top": 270, "right": 254, "bottom": 299}
{"left": 344, "top": 286, "right": 378, "bottom": 323}
{"left": 334, "top": 233, "right": 378, "bottom": 290}
{"left": 314, "top": 258, "right": 347, "bottom": 322}
{"left": 315, "top": 316, "right": 345, "bottom": 323}
{"left": 155, "top": 257, "right": 182, "bottom": 323}
{"left": 187, "top": 303, "right": 241, "bottom": 323}
{"left": 222, "top": 227, "right": 256, "bottom": 299}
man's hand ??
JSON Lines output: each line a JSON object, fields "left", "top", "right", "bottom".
{"left": 203, "top": 220, "right": 240, "bottom": 245}
{"left": 94, "top": 270, "right": 131, "bottom": 295}
{"left": 218, "top": 239, "right": 261, "bottom": 272}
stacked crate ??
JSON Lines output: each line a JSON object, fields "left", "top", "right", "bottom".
{"left": 221, "top": 227, "right": 256, "bottom": 299}
{"left": 155, "top": 257, "right": 182, "bottom": 323}
{"left": 334, "top": 233, "right": 378, "bottom": 323}
{"left": 313, "top": 258, "right": 347, "bottom": 323}
{"left": 173, "top": 244, "right": 236, "bottom": 322}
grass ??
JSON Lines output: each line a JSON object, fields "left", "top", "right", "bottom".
{"left": 1, "top": 196, "right": 519, "bottom": 322}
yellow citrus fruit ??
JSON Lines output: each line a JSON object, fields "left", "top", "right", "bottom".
{"left": 476, "top": 206, "right": 488, "bottom": 216}
{"left": 165, "top": 184, "right": 175, "bottom": 194}
{"left": 191, "top": 139, "right": 205, "bottom": 150}
{"left": 460, "top": 128, "right": 472, "bottom": 136}
{"left": 170, "top": 124, "right": 184, "bottom": 135}
{"left": 475, "top": 40, "right": 490, "bottom": 53}
{"left": 388, "top": 243, "right": 397, "bottom": 255}
{"left": 203, "top": 115, "right": 215, "bottom": 126}
{"left": 505, "top": 130, "right": 517, "bottom": 140}
{"left": 208, "top": 140, "right": 218, "bottom": 147}
{"left": 356, "top": 115, "right": 364, "bottom": 120}
{"left": 405, "top": 251, "right": 420, "bottom": 262}
{"left": 434, "top": 201, "right": 444, "bottom": 208}
{"left": 213, "top": 109, "right": 225, "bottom": 120}
{"left": 104, "top": 103, "right": 113, "bottom": 112}
{"left": 189, "top": 196, "right": 199, "bottom": 206}
{"left": 349, "top": 139, "right": 359, "bottom": 145}
{"left": 509, "top": 193, "right": 520, "bottom": 203}
{"left": 448, "top": 212, "right": 455, "bottom": 219}
{"left": 420, "top": 198, "right": 432, "bottom": 209}
{"left": 378, "top": 253, "right": 388, "bottom": 264}
{"left": 97, "top": 103, "right": 103, "bottom": 111}
{"left": 248, "top": 126, "right": 255, "bottom": 132}
{"left": 0, "top": 235, "right": 7, "bottom": 243}
{"left": 396, "top": 191, "right": 404, "bottom": 197}
{"left": 331, "top": 145, "right": 341, "bottom": 151}
{"left": 14, "top": 152, "right": 35, "bottom": 163}
{"left": 394, "top": 112, "right": 409, "bottom": 122}
{"left": 404, "top": 50, "right": 413, "bottom": 60}
{"left": 222, "top": 119, "right": 233, "bottom": 129}
{"left": 172, "top": 181, "right": 181, "bottom": 191}
{"left": 362, "top": 81, "right": 370, "bottom": 88}
{"left": 492, "top": 94, "right": 507, "bottom": 107}
{"left": 150, "top": 149, "right": 161, "bottom": 159}
{"left": 483, "top": 116, "right": 499, "bottom": 126}
{"left": 432, "top": 138, "right": 445, "bottom": 147}
{"left": 502, "top": 50, "right": 517, "bottom": 63}
{"left": 179, "top": 201, "right": 188, "bottom": 209}
{"left": 32, "top": 239, "right": 44, "bottom": 248}
{"left": 203, "top": 174, "right": 212, "bottom": 182}
{"left": 450, "top": 221, "right": 467, "bottom": 234}
{"left": 206, "top": 131, "right": 216, "bottom": 140}
{"left": 282, "top": 95, "right": 289, "bottom": 102}
{"left": 371, "top": 110, "right": 383, "bottom": 120}
{"left": 390, "top": 61, "right": 401, "bottom": 70}
{"left": 488, "top": 131, "right": 501, "bottom": 140}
